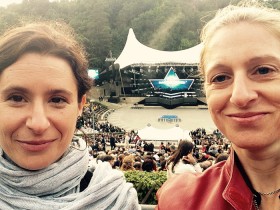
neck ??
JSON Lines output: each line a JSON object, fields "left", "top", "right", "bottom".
{"left": 232, "top": 143, "right": 280, "bottom": 193}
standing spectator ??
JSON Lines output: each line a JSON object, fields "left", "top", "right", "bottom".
{"left": 124, "top": 132, "right": 130, "bottom": 149}
{"left": 110, "top": 134, "right": 116, "bottom": 150}
{"left": 159, "top": 142, "right": 166, "bottom": 153}
{"left": 101, "top": 135, "right": 106, "bottom": 151}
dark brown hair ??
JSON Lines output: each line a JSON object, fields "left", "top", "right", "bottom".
{"left": 0, "top": 22, "right": 92, "bottom": 102}
{"left": 167, "top": 140, "right": 194, "bottom": 172}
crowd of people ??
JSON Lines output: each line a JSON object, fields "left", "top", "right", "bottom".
{"left": 71, "top": 98, "right": 232, "bottom": 180}
{"left": 76, "top": 102, "right": 230, "bottom": 177}
{"left": 76, "top": 103, "right": 230, "bottom": 175}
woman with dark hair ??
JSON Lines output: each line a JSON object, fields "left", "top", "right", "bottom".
{"left": 0, "top": 22, "right": 140, "bottom": 209}
{"left": 166, "top": 140, "right": 202, "bottom": 178}
{"left": 142, "top": 156, "right": 157, "bottom": 172}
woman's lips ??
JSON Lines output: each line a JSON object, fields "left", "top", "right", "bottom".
{"left": 227, "top": 112, "right": 267, "bottom": 124}
{"left": 17, "top": 140, "right": 55, "bottom": 152}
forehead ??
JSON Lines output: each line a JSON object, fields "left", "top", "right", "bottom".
{"left": 202, "top": 22, "right": 280, "bottom": 73}
{"left": 0, "top": 53, "right": 77, "bottom": 91}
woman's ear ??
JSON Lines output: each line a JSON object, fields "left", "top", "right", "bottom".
{"left": 78, "top": 95, "right": 87, "bottom": 116}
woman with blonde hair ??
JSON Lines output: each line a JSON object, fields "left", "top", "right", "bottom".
{"left": 157, "top": 2, "right": 280, "bottom": 209}
{"left": 120, "top": 155, "right": 135, "bottom": 171}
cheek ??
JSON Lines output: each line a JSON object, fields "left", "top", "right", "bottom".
{"left": 266, "top": 87, "right": 280, "bottom": 107}
{"left": 0, "top": 121, "right": 22, "bottom": 163}
{"left": 54, "top": 115, "right": 77, "bottom": 138}
{"left": 0, "top": 113, "right": 24, "bottom": 140}
{"left": 206, "top": 91, "right": 228, "bottom": 126}
{"left": 206, "top": 92, "right": 224, "bottom": 112}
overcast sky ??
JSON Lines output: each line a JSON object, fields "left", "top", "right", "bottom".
{"left": 0, "top": 0, "right": 58, "bottom": 7}
{"left": 0, "top": 0, "right": 22, "bottom": 7}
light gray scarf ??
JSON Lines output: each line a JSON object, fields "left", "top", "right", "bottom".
{"left": 0, "top": 141, "right": 140, "bottom": 210}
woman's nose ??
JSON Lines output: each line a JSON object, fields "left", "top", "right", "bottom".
{"left": 230, "top": 74, "right": 258, "bottom": 107}
{"left": 26, "top": 103, "right": 50, "bottom": 134}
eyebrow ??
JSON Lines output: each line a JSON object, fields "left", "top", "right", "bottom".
{"left": 246, "top": 55, "right": 280, "bottom": 65}
{"left": 1, "top": 86, "right": 74, "bottom": 97}
{"left": 1, "top": 86, "right": 29, "bottom": 95}
{"left": 204, "top": 63, "right": 229, "bottom": 78}
{"left": 48, "top": 89, "right": 74, "bottom": 97}
{"left": 206, "top": 55, "right": 280, "bottom": 72}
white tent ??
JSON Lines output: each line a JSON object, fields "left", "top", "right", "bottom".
{"left": 137, "top": 126, "right": 191, "bottom": 141}
{"left": 114, "top": 28, "right": 202, "bottom": 69}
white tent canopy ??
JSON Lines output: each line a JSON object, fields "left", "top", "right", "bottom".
{"left": 137, "top": 126, "right": 191, "bottom": 141}
{"left": 114, "top": 28, "right": 202, "bottom": 69}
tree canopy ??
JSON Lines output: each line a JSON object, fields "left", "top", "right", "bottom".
{"left": 0, "top": 0, "right": 279, "bottom": 70}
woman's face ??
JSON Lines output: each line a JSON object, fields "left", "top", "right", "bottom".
{"left": 204, "top": 22, "right": 280, "bottom": 151}
{"left": 0, "top": 53, "right": 85, "bottom": 170}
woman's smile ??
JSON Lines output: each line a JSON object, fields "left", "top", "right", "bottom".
{"left": 226, "top": 112, "right": 267, "bottom": 124}
{"left": 16, "top": 139, "right": 57, "bottom": 152}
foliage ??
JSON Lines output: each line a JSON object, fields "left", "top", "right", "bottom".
{"left": 0, "top": 0, "right": 278, "bottom": 71}
{"left": 124, "top": 170, "right": 167, "bottom": 205}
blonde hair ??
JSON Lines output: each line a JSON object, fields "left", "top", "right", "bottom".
{"left": 120, "top": 155, "right": 135, "bottom": 171}
{"left": 200, "top": 1, "right": 280, "bottom": 76}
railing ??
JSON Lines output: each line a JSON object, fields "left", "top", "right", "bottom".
{"left": 140, "top": 204, "right": 156, "bottom": 210}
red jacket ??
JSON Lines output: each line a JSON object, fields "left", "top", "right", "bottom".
{"left": 156, "top": 151, "right": 255, "bottom": 210}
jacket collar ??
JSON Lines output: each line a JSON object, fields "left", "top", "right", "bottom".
{"left": 223, "top": 151, "right": 254, "bottom": 210}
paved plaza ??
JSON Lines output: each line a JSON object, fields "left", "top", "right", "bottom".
{"left": 107, "top": 104, "right": 217, "bottom": 133}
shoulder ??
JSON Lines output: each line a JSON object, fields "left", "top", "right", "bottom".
{"left": 173, "top": 160, "right": 195, "bottom": 173}
{"left": 157, "top": 162, "right": 230, "bottom": 209}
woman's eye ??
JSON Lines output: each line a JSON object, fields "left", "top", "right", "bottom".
{"left": 256, "top": 66, "right": 271, "bottom": 75}
{"left": 8, "top": 95, "right": 25, "bottom": 102}
{"left": 211, "top": 75, "right": 229, "bottom": 83}
{"left": 50, "top": 97, "right": 67, "bottom": 104}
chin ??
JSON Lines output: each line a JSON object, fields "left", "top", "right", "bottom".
{"left": 20, "top": 161, "right": 53, "bottom": 171}
{"left": 231, "top": 138, "right": 269, "bottom": 151}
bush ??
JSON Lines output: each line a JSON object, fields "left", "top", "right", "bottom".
{"left": 124, "top": 170, "right": 167, "bottom": 205}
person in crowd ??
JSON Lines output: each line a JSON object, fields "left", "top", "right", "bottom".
{"left": 120, "top": 155, "right": 135, "bottom": 171}
{"left": 101, "top": 134, "right": 106, "bottom": 151}
{"left": 113, "top": 153, "right": 125, "bottom": 169}
{"left": 158, "top": 159, "right": 167, "bottom": 171}
{"left": 143, "top": 141, "right": 149, "bottom": 151}
{"left": 199, "top": 155, "right": 215, "bottom": 171}
{"left": 142, "top": 156, "right": 157, "bottom": 172}
{"left": 215, "top": 153, "right": 229, "bottom": 164}
{"left": 166, "top": 140, "right": 202, "bottom": 178}
{"left": 169, "top": 144, "right": 176, "bottom": 155}
{"left": 157, "top": 2, "right": 280, "bottom": 210}
{"left": 109, "top": 133, "right": 116, "bottom": 150}
{"left": 133, "top": 161, "right": 142, "bottom": 171}
{"left": 124, "top": 132, "right": 130, "bottom": 149}
{"left": 159, "top": 142, "right": 166, "bottom": 152}
{"left": 164, "top": 142, "right": 171, "bottom": 153}
{"left": 98, "top": 154, "right": 115, "bottom": 167}
{"left": 0, "top": 22, "right": 140, "bottom": 209}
